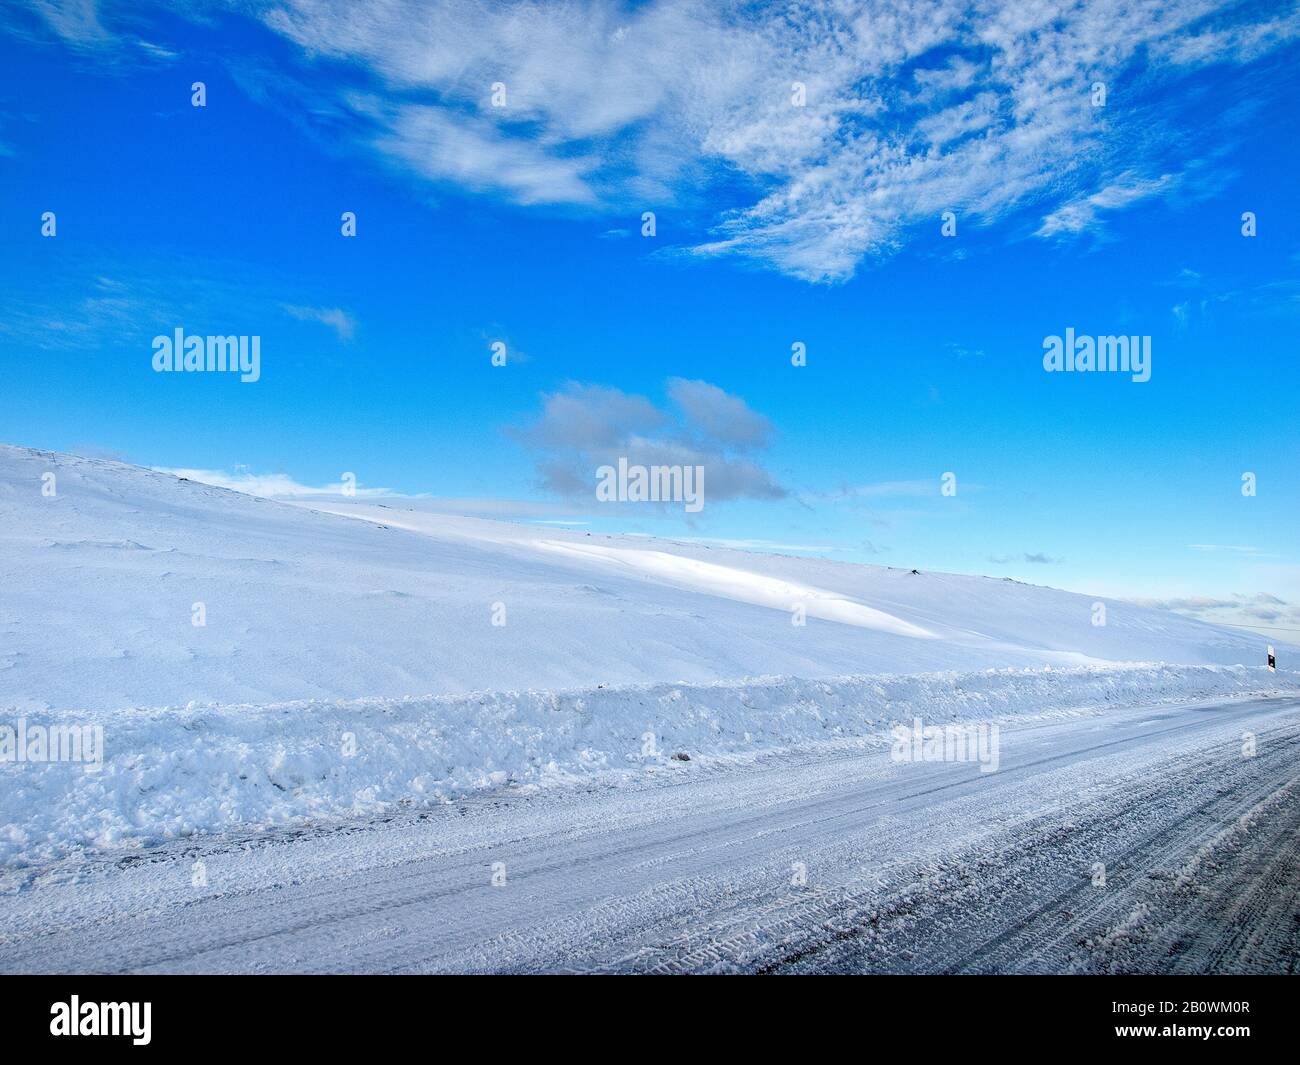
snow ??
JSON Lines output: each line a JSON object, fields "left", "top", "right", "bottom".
{"left": 2, "top": 661, "right": 1298, "bottom": 866}
{"left": 1, "top": 445, "right": 1282, "bottom": 714}
{"left": 1, "top": 443, "right": 1295, "bottom": 864}
{"left": 4, "top": 693, "right": 1299, "bottom": 973}
{"left": 532, "top": 539, "right": 938, "bottom": 637}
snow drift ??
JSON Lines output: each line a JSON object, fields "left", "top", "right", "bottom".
{"left": 3, "top": 664, "right": 1297, "bottom": 865}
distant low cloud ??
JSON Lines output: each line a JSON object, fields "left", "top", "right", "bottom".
{"left": 151, "top": 467, "right": 610, "bottom": 523}
{"left": 988, "top": 552, "right": 1062, "bottom": 565}
{"left": 514, "top": 380, "right": 786, "bottom": 506}
{"left": 1130, "top": 592, "right": 1298, "bottom": 631}
{"left": 1187, "top": 543, "right": 1269, "bottom": 556}
{"left": 154, "top": 467, "right": 389, "bottom": 498}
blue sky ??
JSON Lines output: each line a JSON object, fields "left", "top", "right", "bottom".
{"left": 1, "top": 0, "right": 1298, "bottom": 636}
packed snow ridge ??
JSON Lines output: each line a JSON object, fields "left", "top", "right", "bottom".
{"left": 3, "top": 663, "right": 1298, "bottom": 865}
{"left": 1, "top": 444, "right": 1294, "bottom": 862}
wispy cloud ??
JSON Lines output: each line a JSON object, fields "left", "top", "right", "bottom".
{"left": 1037, "top": 174, "right": 1179, "bottom": 238}
{"left": 135, "top": 38, "right": 175, "bottom": 59}
{"left": 27, "top": 0, "right": 111, "bottom": 45}
{"left": 19, "top": 1, "right": 1299, "bottom": 282}
{"left": 281, "top": 304, "right": 357, "bottom": 342}
{"left": 0, "top": 273, "right": 165, "bottom": 349}
{"left": 243, "top": 0, "right": 1299, "bottom": 282}
{"left": 0, "top": 253, "right": 365, "bottom": 354}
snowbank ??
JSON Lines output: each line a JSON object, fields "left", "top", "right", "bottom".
{"left": 3, "top": 664, "right": 1296, "bottom": 866}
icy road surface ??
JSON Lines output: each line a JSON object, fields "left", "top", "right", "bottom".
{"left": 2, "top": 694, "right": 1297, "bottom": 974}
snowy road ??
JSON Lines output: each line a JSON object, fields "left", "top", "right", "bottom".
{"left": 2, "top": 694, "right": 1297, "bottom": 974}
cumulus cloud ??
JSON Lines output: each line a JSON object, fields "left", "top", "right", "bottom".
{"left": 666, "top": 377, "right": 773, "bottom": 449}
{"left": 523, "top": 384, "right": 666, "bottom": 451}
{"left": 514, "top": 380, "right": 786, "bottom": 505}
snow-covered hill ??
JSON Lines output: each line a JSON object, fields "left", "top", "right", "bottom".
{"left": 3, "top": 444, "right": 1297, "bottom": 864}
{"left": 0, "top": 444, "right": 1280, "bottom": 713}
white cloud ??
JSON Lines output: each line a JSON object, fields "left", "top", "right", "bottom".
{"left": 281, "top": 303, "right": 357, "bottom": 342}
{"left": 29, "top": 0, "right": 1300, "bottom": 281}
{"left": 1037, "top": 174, "right": 1179, "bottom": 238}
{"left": 151, "top": 468, "right": 611, "bottom": 522}
{"left": 268, "top": 0, "right": 1294, "bottom": 281}
{"left": 28, "top": 0, "right": 110, "bottom": 45}
{"left": 1187, "top": 543, "right": 1272, "bottom": 556}
{"left": 371, "top": 102, "right": 600, "bottom": 206}
{"left": 136, "top": 39, "right": 177, "bottom": 59}
{"left": 1156, "top": 11, "right": 1300, "bottom": 65}
{"left": 912, "top": 55, "right": 985, "bottom": 99}
{"left": 154, "top": 467, "right": 390, "bottom": 498}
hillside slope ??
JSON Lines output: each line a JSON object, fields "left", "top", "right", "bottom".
{"left": 0, "top": 444, "right": 1276, "bottom": 713}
